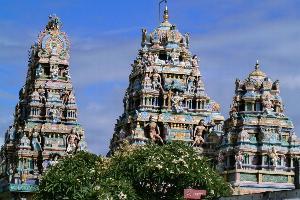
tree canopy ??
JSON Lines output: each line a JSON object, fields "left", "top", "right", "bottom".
{"left": 35, "top": 142, "right": 231, "bottom": 200}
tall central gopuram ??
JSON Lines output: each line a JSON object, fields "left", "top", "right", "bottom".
{"left": 217, "top": 62, "right": 300, "bottom": 195}
{"left": 109, "top": 7, "right": 224, "bottom": 157}
{"left": 0, "top": 15, "right": 87, "bottom": 199}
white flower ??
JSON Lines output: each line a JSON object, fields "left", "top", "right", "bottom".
{"left": 156, "top": 164, "right": 163, "bottom": 169}
{"left": 118, "top": 191, "right": 127, "bottom": 199}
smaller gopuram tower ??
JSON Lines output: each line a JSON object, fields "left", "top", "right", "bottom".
{"left": 0, "top": 15, "right": 87, "bottom": 199}
{"left": 109, "top": 4, "right": 224, "bottom": 158}
{"left": 218, "top": 61, "right": 300, "bottom": 195}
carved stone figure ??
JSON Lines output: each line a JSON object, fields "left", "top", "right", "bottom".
{"left": 185, "top": 32, "right": 190, "bottom": 48}
{"left": 151, "top": 69, "right": 162, "bottom": 91}
{"left": 191, "top": 55, "right": 199, "bottom": 67}
{"left": 36, "top": 64, "right": 44, "bottom": 78}
{"left": 123, "top": 91, "right": 129, "bottom": 112}
{"left": 237, "top": 127, "right": 249, "bottom": 142}
{"left": 142, "top": 28, "right": 147, "bottom": 44}
{"left": 154, "top": 54, "right": 164, "bottom": 65}
{"left": 64, "top": 68, "right": 71, "bottom": 80}
{"left": 235, "top": 151, "right": 243, "bottom": 169}
{"left": 186, "top": 76, "right": 195, "bottom": 93}
{"left": 143, "top": 73, "right": 152, "bottom": 90}
{"left": 171, "top": 91, "right": 184, "bottom": 113}
{"left": 20, "top": 134, "right": 30, "bottom": 147}
{"left": 235, "top": 79, "right": 241, "bottom": 91}
{"left": 48, "top": 105, "right": 60, "bottom": 123}
{"left": 78, "top": 135, "right": 88, "bottom": 151}
{"left": 7, "top": 164, "right": 14, "bottom": 183}
{"left": 170, "top": 49, "right": 180, "bottom": 65}
{"left": 147, "top": 53, "right": 155, "bottom": 66}
{"left": 39, "top": 87, "right": 47, "bottom": 103}
{"left": 192, "top": 119, "right": 206, "bottom": 146}
{"left": 145, "top": 116, "right": 163, "bottom": 144}
{"left": 262, "top": 97, "right": 273, "bottom": 114}
{"left": 60, "top": 87, "right": 70, "bottom": 104}
{"left": 273, "top": 80, "right": 280, "bottom": 91}
{"left": 50, "top": 64, "right": 59, "bottom": 80}
{"left": 31, "top": 127, "right": 42, "bottom": 152}
{"left": 66, "top": 132, "right": 79, "bottom": 154}
{"left": 269, "top": 147, "right": 279, "bottom": 169}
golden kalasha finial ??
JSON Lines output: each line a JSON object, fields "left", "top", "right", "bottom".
{"left": 163, "top": 5, "right": 169, "bottom": 22}
{"left": 159, "top": 0, "right": 168, "bottom": 23}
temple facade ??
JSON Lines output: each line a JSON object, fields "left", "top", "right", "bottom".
{"left": 0, "top": 16, "right": 87, "bottom": 199}
{"left": 109, "top": 7, "right": 224, "bottom": 159}
{"left": 217, "top": 62, "right": 300, "bottom": 195}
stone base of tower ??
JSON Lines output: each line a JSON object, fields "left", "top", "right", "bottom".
{"left": 0, "top": 180, "right": 37, "bottom": 200}
{"left": 0, "top": 191, "right": 34, "bottom": 200}
{"left": 223, "top": 169, "right": 295, "bottom": 195}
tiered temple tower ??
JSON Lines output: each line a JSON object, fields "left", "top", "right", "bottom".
{"left": 0, "top": 15, "right": 87, "bottom": 199}
{"left": 109, "top": 7, "right": 224, "bottom": 158}
{"left": 218, "top": 61, "right": 300, "bottom": 195}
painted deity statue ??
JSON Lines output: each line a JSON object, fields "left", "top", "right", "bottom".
{"left": 184, "top": 32, "right": 190, "bottom": 48}
{"left": 143, "top": 73, "right": 152, "bottom": 90}
{"left": 235, "top": 151, "right": 244, "bottom": 169}
{"left": 192, "top": 119, "right": 206, "bottom": 146}
{"left": 262, "top": 95, "right": 274, "bottom": 115}
{"left": 50, "top": 64, "right": 59, "bottom": 80}
{"left": 191, "top": 55, "right": 199, "bottom": 67}
{"left": 171, "top": 91, "right": 184, "bottom": 113}
{"left": 145, "top": 116, "right": 163, "bottom": 144}
{"left": 186, "top": 76, "right": 195, "bottom": 94}
{"left": 151, "top": 69, "right": 162, "bottom": 91}
{"left": 48, "top": 105, "right": 60, "bottom": 123}
{"left": 269, "top": 147, "right": 279, "bottom": 169}
{"left": 31, "top": 127, "right": 42, "bottom": 152}
{"left": 66, "top": 132, "right": 79, "bottom": 154}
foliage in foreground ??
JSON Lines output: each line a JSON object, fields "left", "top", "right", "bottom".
{"left": 35, "top": 142, "right": 231, "bottom": 200}
{"left": 34, "top": 151, "right": 137, "bottom": 200}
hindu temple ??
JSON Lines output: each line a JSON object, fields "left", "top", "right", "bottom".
{"left": 217, "top": 61, "right": 300, "bottom": 194}
{"left": 109, "top": 5, "right": 224, "bottom": 159}
{"left": 0, "top": 15, "right": 87, "bottom": 199}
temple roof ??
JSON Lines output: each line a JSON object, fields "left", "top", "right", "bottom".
{"left": 248, "top": 60, "right": 267, "bottom": 79}
{"left": 142, "top": 6, "right": 188, "bottom": 51}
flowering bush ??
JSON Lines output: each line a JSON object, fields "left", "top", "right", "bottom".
{"left": 34, "top": 151, "right": 138, "bottom": 200}
{"left": 35, "top": 143, "right": 230, "bottom": 200}
{"left": 110, "top": 142, "right": 231, "bottom": 199}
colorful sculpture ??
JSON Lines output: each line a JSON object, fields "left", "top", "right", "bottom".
{"left": 108, "top": 6, "right": 224, "bottom": 159}
{"left": 0, "top": 15, "right": 87, "bottom": 199}
{"left": 218, "top": 61, "right": 300, "bottom": 195}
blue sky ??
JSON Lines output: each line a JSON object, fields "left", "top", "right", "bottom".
{"left": 1, "top": 0, "right": 300, "bottom": 155}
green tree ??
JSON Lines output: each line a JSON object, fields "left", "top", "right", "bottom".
{"left": 35, "top": 143, "right": 231, "bottom": 200}
{"left": 34, "top": 151, "right": 138, "bottom": 200}
{"left": 109, "top": 142, "right": 231, "bottom": 200}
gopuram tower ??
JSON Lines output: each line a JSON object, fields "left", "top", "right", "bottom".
{"left": 0, "top": 15, "right": 87, "bottom": 199}
{"left": 109, "top": 5, "right": 224, "bottom": 158}
{"left": 217, "top": 61, "right": 300, "bottom": 195}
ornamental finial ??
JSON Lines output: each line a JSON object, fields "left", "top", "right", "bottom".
{"left": 46, "top": 14, "right": 62, "bottom": 31}
{"left": 159, "top": 0, "right": 168, "bottom": 23}
{"left": 163, "top": 3, "right": 169, "bottom": 22}
{"left": 255, "top": 59, "right": 259, "bottom": 70}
